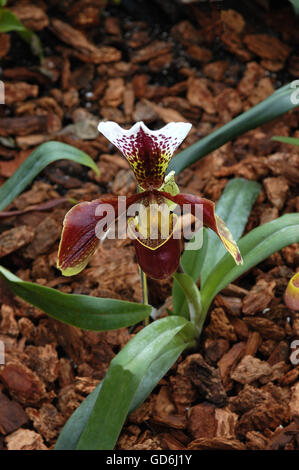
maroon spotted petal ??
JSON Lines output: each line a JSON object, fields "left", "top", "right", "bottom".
{"left": 57, "top": 193, "right": 144, "bottom": 276}
{"left": 98, "top": 121, "right": 192, "bottom": 190}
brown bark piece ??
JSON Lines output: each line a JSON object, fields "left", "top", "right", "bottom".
{"left": 187, "top": 78, "right": 215, "bottom": 114}
{"left": 245, "top": 331, "right": 262, "bottom": 356}
{"left": 236, "top": 401, "right": 289, "bottom": 437}
{"left": 168, "top": 374, "right": 197, "bottom": 415}
{"left": 0, "top": 226, "right": 35, "bottom": 258}
{"left": 186, "top": 45, "right": 212, "bottom": 63}
{"left": 266, "top": 421, "right": 299, "bottom": 450}
{"left": 218, "top": 342, "right": 246, "bottom": 385}
{"left": 263, "top": 176, "right": 289, "bottom": 209}
{"left": 231, "top": 355, "right": 272, "bottom": 384}
{"left": 24, "top": 345, "right": 59, "bottom": 384}
{"left": 180, "top": 354, "right": 227, "bottom": 406}
{"left": 26, "top": 403, "right": 64, "bottom": 441}
{"left": 5, "top": 428, "right": 47, "bottom": 450}
{"left": 215, "top": 88, "right": 243, "bottom": 121}
{"left": 187, "top": 403, "right": 216, "bottom": 439}
{"left": 230, "top": 317, "right": 249, "bottom": 341}
{"left": 132, "top": 41, "right": 172, "bottom": 64}
{"left": 247, "top": 77, "right": 275, "bottom": 106}
{"left": 152, "top": 386, "right": 187, "bottom": 429}
{"left": 22, "top": 217, "right": 60, "bottom": 259}
{"left": 144, "top": 100, "right": 187, "bottom": 124}
{"left": 267, "top": 341, "right": 289, "bottom": 366}
{"left": 51, "top": 19, "right": 121, "bottom": 64}
{"left": 171, "top": 20, "right": 203, "bottom": 46}
{"left": 244, "top": 34, "right": 291, "bottom": 62}
{"left": 4, "top": 82, "right": 39, "bottom": 106}
{"left": 259, "top": 361, "right": 290, "bottom": 384}
{"left": 0, "top": 361, "right": 47, "bottom": 405}
{"left": 0, "top": 392, "right": 28, "bottom": 435}
{"left": 101, "top": 78, "right": 125, "bottom": 107}
{"left": 188, "top": 437, "right": 246, "bottom": 450}
{"left": 0, "top": 33, "right": 10, "bottom": 58}
{"left": 242, "top": 279, "right": 276, "bottom": 315}
{"left": 246, "top": 431, "right": 269, "bottom": 450}
{"left": 229, "top": 384, "right": 270, "bottom": 414}
{"left": 0, "top": 115, "right": 55, "bottom": 137}
{"left": 203, "top": 61, "right": 228, "bottom": 81}
{"left": 221, "top": 9, "right": 245, "bottom": 34}
{"left": 158, "top": 433, "right": 187, "bottom": 450}
{"left": 204, "top": 338, "right": 230, "bottom": 364}
{"left": 289, "top": 383, "right": 299, "bottom": 420}
{"left": 0, "top": 305, "right": 19, "bottom": 337}
{"left": 215, "top": 408, "right": 238, "bottom": 439}
{"left": 243, "top": 317, "right": 285, "bottom": 341}
{"left": 221, "top": 31, "right": 252, "bottom": 62}
{"left": 237, "top": 61, "right": 265, "bottom": 97}
{"left": 10, "top": 5, "right": 49, "bottom": 31}
{"left": 205, "top": 308, "right": 237, "bottom": 341}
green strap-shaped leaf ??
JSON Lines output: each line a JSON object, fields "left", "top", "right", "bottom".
{"left": 0, "top": 141, "right": 99, "bottom": 211}
{"left": 172, "top": 272, "right": 202, "bottom": 331}
{"left": 74, "top": 316, "right": 196, "bottom": 450}
{"left": 55, "top": 328, "right": 194, "bottom": 450}
{"left": 272, "top": 136, "right": 299, "bottom": 146}
{"left": 199, "top": 179, "right": 261, "bottom": 286}
{"left": 0, "top": 266, "right": 151, "bottom": 330}
{"left": 289, "top": 0, "right": 299, "bottom": 15}
{"left": 169, "top": 82, "right": 299, "bottom": 175}
{"left": 0, "top": 9, "right": 43, "bottom": 58}
{"left": 172, "top": 178, "right": 260, "bottom": 317}
{"left": 200, "top": 213, "right": 299, "bottom": 316}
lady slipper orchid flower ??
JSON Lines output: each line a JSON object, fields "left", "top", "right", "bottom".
{"left": 57, "top": 121, "right": 242, "bottom": 280}
{"left": 284, "top": 272, "right": 299, "bottom": 311}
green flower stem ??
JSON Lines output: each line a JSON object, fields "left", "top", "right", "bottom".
{"left": 172, "top": 271, "right": 203, "bottom": 336}
{"left": 140, "top": 267, "right": 149, "bottom": 326}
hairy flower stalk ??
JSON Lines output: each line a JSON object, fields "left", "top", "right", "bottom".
{"left": 57, "top": 121, "right": 242, "bottom": 280}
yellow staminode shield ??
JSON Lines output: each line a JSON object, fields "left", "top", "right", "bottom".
{"left": 128, "top": 200, "right": 179, "bottom": 251}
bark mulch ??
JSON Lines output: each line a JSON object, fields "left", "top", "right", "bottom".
{"left": 0, "top": 0, "right": 298, "bottom": 450}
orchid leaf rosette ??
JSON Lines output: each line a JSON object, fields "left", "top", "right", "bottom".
{"left": 57, "top": 121, "right": 242, "bottom": 280}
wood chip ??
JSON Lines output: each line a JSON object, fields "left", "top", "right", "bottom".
{"left": 244, "top": 34, "right": 291, "bottom": 62}
{"left": 180, "top": 354, "right": 227, "bottom": 406}
{"left": 5, "top": 428, "right": 47, "bottom": 450}
{"left": 230, "top": 355, "right": 272, "bottom": 384}
{"left": 242, "top": 279, "right": 276, "bottom": 315}
{"left": 0, "top": 226, "right": 35, "bottom": 258}
{"left": 0, "top": 361, "right": 47, "bottom": 405}
{"left": 188, "top": 437, "right": 246, "bottom": 450}
{"left": 0, "top": 392, "right": 28, "bottom": 435}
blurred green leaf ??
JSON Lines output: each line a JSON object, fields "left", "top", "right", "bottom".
{"left": 0, "top": 266, "right": 151, "bottom": 330}
{"left": 0, "top": 141, "right": 99, "bottom": 211}
{"left": 272, "top": 136, "right": 299, "bottom": 146}
{"left": 0, "top": 9, "right": 43, "bottom": 58}
{"left": 169, "top": 82, "right": 299, "bottom": 175}
{"left": 289, "top": 0, "right": 299, "bottom": 15}
{"left": 200, "top": 213, "right": 299, "bottom": 316}
{"left": 75, "top": 316, "right": 196, "bottom": 450}
{"left": 172, "top": 178, "right": 260, "bottom": 317}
